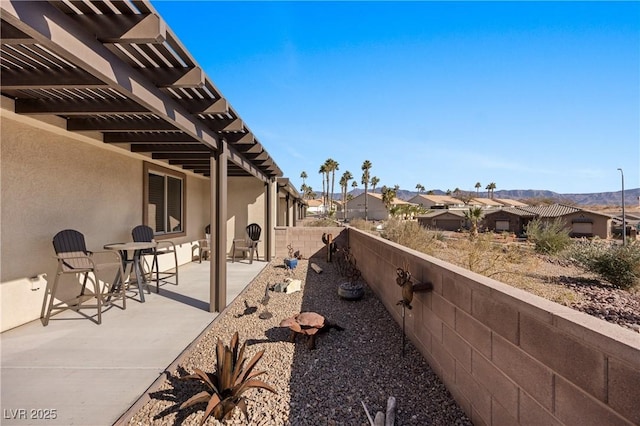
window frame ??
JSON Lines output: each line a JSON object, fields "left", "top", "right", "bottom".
{"left": 143, "top": 162, "right": 186, "bottom": 239}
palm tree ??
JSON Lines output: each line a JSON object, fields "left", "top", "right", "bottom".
{"left": 464, "top": 206, "right": 484, "bottom": 237}
{"left": 300, "top": 183, "right": 308, "bottom": 197}
{"left": 319, "top": 164, "right": 327, "bottom": 211}
{"left": 371, "top": 176, "right": 380, "bottom": 193}
{"left": 381, "top": 185, "right": 397, "bottom": 214}
{"left": 300, "top": 171, "right": 307, "bottom": 185}
{"left": 485, "top": 182, "right": 496, "bottom": 198}
{"left": 416, "top": 183, "right": 425, "bottom": 194}
{"left": 361, "top": 160, "right": 372, "bottom": 220}
{"left": 324, "top": 158, "right": 339, "bottom": 211}
{"left": 474, "top": 182, "right": 481, "bottom": 196}
{"left": 340, "top": 170, "right": 353, "bottom": 221}
{"left": 306, "top": 187, "right": 316, "bottom": 199}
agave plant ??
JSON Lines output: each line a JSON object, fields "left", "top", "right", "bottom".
{"left": 180, "top": 332, "right": 276, "bottom": 424}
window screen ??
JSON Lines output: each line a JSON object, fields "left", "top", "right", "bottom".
{"left": 144, "top": 162, "right": 185, "bottom": 236}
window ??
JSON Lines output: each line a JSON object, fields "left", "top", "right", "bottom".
{"left": 143, "top": 162, "right": 186, "bottom": 237}
{"left": 495, "top": 220, "right": 510, "bottom": 231}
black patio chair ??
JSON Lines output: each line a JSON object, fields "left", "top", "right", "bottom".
{"left": 232, "top": 223, "right": 261, "bottom": 263}
{"left": 131, "top": 225, "right": 179, "bottom": 290}
{"left": 42, "top": 229, "right": 125, "bottom": 326}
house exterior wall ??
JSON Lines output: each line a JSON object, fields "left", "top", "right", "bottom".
{"left": 347, "top": 227, "right": 639, "bottom": 426}
{"left": 346, "top": 193, "right": 389, "bottom": 220}
{"left": 0, "top": 111, "right": 211, "bottom": 331}
{"left": 482, "top": 212, "right": 528, "bottom": 235}
{"left": 227, "top": 177, "right": 266, "bottom": 256}
{"left": 418, "top": 213, "right": 465, "bottom": 231}
{"left": 558, "top": 212, "right": 611, "bottom": 239}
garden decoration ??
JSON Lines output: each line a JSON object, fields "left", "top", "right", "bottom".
{"left": 279, "top": 311, "right": 344, "bottom": 349}
{"left": 258, "top": 283, "right": 272, "bottom": 319}
{"left": 234, "top": 300, "right": 257, "bottom": 318}
{"left": 321, "top": 233, "right": 338, "bottom": 262}
{"left": 335, "top": 246, "right": 364, "bottom": 300}
{"left": 284, "top": 243, "right": 300, "bottom": 271}
{"left": 179, "top": 332, "right": 276, "bottom": 424}
{"left": 396, "top": 263, "right": 433, "bottom": 356}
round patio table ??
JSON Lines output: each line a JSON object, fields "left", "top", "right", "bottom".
{"left": 104, "top": 241, "right": 158, "bottom": 302}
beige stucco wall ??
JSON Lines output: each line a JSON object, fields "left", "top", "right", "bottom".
{"left": 0, "top": 108, "right": 212, "bottom": 331}
{"left": 227, "top": 177, "right": 266, "bottom": 257}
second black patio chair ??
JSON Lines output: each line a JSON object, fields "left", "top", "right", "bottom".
{"left": 42, "top": 229, "right": 126, "bottom": 326}
{"left": 232, "top": 223, "right": 261, "bottom": 263}
{"left": 131, "top": 225, "right": 179, "bottom": 290}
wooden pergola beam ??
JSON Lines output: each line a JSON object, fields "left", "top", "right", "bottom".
{"left": 138, "top": 67, "right": 205, "bottom": 88}
{"left": 104, "top": 132, "right": 199, "bottom": 143}
{"left": 130, "top": 144, "right": 210, "bottom": 153}
{"left": 72, "top": 13, "right": 166, "bottom": 44}
{"left": 0, "top": 68, "right": 106, "bottom": 89}
{"left": 67, "top": 117, "right": 177, "bottom": 132}
{"left": 176, "top": 98, "right": 228, "bottom": 115}
{"left": 15, "top": 98, "right": 150, "bottom": 115}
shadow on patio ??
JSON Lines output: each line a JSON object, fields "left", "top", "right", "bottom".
{"left": 0, "top": 260, "right": 267, "bottom": 426}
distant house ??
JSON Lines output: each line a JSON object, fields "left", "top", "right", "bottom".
{"left": 482, "top": 204, "right": 611, "bottom": 239}
{"left": 517, "top": 204, "right": 612, "bottom": 239}
{"left": 469, "top": 197, "right": 505, "bottom": 209}
{"left": 482, "top": 208, "right": 536, "bottom": 236}
{"left": 417, "top": 210, "right": 466, "bottom": 231}
{"left": 494, "top": 198, "right": 529, "bottom": 208}
{"left": 346, "top": 192, "right": 414, "bottom": 221}
{"left": 408, "top": 194, "right": 465, "bottom": 210}
{"left": 306, "top": 199, "right": 327, "bottom": 215}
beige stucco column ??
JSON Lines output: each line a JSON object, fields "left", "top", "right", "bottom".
{"left": 265, "top": 178, "right": 277, "bottom": 261}
{"left": 210, "top": 146, "right": 227, "bottom": 312}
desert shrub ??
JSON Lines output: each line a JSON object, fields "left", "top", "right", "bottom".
{"left": 525, "top": 218, "right": 571, "bottom": 254}
{"left": 379, "top": 218, "right": 443, "bottom": 255}
{"left": 348, "top": 218, "right": 377, "bottom": 232}
{"left": 452, "top": 233, "right": 528, "bottom": 276}
{"left": 305, "top": 218, "right": 337, "bottom": 227}
{"left": 566, "top": 239, "right": 640, "bottom": 290}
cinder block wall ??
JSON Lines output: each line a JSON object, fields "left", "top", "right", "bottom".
{"left": 348, "top": 227, "right": 640, "bottom": 426}
{"left": 274, "top": 226, "right": 347, "bottom": 260}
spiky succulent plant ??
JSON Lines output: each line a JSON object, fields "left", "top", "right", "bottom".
{"left": 180, "top": 332, "right": 276, "bottom": 424}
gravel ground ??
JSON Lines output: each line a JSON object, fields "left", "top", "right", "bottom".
{"left": 128, "top": 258, "right": 472, "bottom": 426}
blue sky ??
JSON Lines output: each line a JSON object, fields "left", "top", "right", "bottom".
{"left": 153, "top": 1, "right": 639, "bottom": 196}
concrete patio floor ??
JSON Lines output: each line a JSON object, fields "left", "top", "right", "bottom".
{"left": 0, "top": 259, "right": 268, "bottom": 426}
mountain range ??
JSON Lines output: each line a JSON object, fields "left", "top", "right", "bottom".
{"left": 340, "top": 188, "right": 640, "bottom": 207}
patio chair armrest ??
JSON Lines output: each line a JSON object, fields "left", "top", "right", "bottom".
{"left": 156, "top": 240, "right": 176, "bottom": 251}
{"left": 232, "top": 238, "right": 249, "bottom": 247}
{"left": 55, "top": 253, "right": 98, "bottom": 271}
{"left": 89, "top": 249, "right": 123, "bottom": 264}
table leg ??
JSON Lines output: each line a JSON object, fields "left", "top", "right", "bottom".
{"left": 132, "top": 250, "right": 148, "bottom": 302}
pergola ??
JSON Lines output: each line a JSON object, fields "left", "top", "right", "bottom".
{"left": 1, "top": 0, "right": 284, "bottom": 312}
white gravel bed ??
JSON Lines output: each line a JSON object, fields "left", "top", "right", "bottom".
{"left": 128, "top": 258, "right": 472, "bottom": 425}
